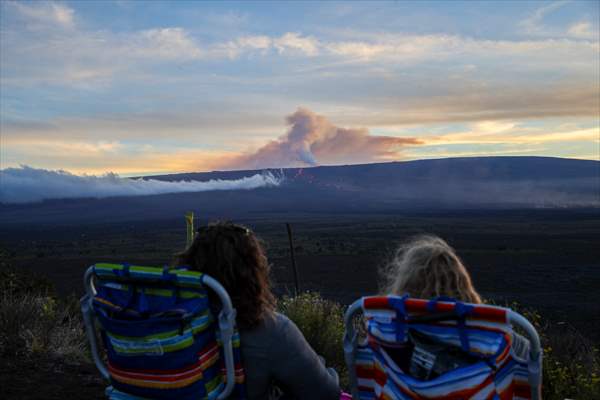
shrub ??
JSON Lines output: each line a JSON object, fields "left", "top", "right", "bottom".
{"left": 503, "top": 303, "right": 600, "bottom": 400}
{"left": 0, "top": 292, "right": 88, "bottom": 361}
{"left": 0, "top": 249, "right": 87, "bottom": 362}
{"left": 543, "top": 344, "right": 600, "bottom": 400}
{"left": 0, "top": 293, "right": 55, "bottom": 357}
{"left": 50, "top": 308, "right": 88, "bottom": 361}
{"left": 532, "top": 315, "right": 599, "bottom": 399}
{"left": 278, "top": 292, "right": 348, "bottom": 386}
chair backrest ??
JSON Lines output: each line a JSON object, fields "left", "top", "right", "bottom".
{"left": 343, "top": 296, "right": 542, "bottom": 400}
{"left": 80, "top": 263, "right": 246, "bottom": 400}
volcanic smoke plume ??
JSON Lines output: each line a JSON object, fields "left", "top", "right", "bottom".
{"left": 226, "top": 108, "right": 422, "bottom": 169}
{"left": 0, "top": 166, "right": 283, "bottom": 204}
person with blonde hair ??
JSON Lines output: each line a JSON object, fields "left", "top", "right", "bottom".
{"left": 381, "top": 235, "right": 482, "bottom": 303}
{"left": 377, "top": 235, "right": 487, "bottom": 379}
{"left": 380, "top": 235, "right": 532, "bottom": 379}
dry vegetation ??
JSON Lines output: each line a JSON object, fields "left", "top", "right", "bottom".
{"left": 1, "top": 249, "right": 598, "bottom": 399}
{"left": 0, "top": 250, "right": 86, "bottom": 361}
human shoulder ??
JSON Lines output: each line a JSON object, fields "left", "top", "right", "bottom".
{"left": 271, "top": 311, "right": 293, "bottom": 325}
{"left": 252, "top": 312, "right": 304, "bottom": 348}
{"left": 240, "top": 312, "right": 291, "bottom": 336}
{"left": 259, "top": 312, "right": 295, "bottom": 334}
{"left": 273, "top": 312, "right": 301, "bottom": 332}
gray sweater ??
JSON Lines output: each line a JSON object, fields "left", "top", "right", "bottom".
{"left": 238, "top": 312, "right": 340, "bottom": 400}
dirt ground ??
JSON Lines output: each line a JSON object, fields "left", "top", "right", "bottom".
{"left": 0, "top": 356, "right": 105, "bottom": 399}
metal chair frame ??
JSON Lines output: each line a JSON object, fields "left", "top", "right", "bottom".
{"left": 343, "top": 298, "right": 542, "bottom": 400}
{"left": 81, "top": 265, "right": 237, "bottom": 400}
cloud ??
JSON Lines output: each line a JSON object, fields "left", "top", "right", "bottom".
{"left": 206, "top": 32, "right": 320, "bottom": 59}
{"left": 11, "top": 1, "right": 75, "bottom": 29}
{"left": 0, "top": 166, "right": 283, "bottom": 204}
{"left": 519, "top": 1, "right": 599, "bottom": 40}
{"left": 1, "top": 82, "right": 596, "bottom": 145}
{"left": 352, "top": 84, "right": 599, "bottom": 127}
{"left": 568, "top": 21, "right": 598, "bottom": 40}
{"left": 1, "top": 137, "right": 121, "bottom": 158}
{"left": 1, "top": 5, "right": 203, "bottom": 87}
{"left": 3, "top": 0, "right": 597, "bottom": 90}
{"left": 0, "top": 136, "right": 244, "bottom": 175}
{"left": 3, "top": 105, "right": 597, "bottom": 175}
{"left": 471, "top": 121, "right": 517, "bottom": 135}
{"left": 1, "top": 2, "right": 597, "bottom": 170}
{"left": 324, "top": 34, "right": 467, "bottom": 62}
{"left": 420, "top": 123, "right": 599, "bottom": 146}
{"left": 235, "top": 35, "right": 272, "bottom": 51}
{"left": 405, "top": 146, "right": 548, "bottom": 160}
{"left": 274, "top": 33, "right": 319, "bottom": 56}
{"left": 519, "top": 0, "right": 571, "bottom": 36}
{"left": 325, "top": 41, "right": 389, "bottom": 60}
{"left": 322, "top": 33, "right": 598, "bottom": 66}
{"left": 133, "top": 28, "right": 203, "bottom": 60}
{"left": 225, "top": 108, "right": 422, "bottom": 169}
{"left": 1, "top": 87, "right": 597, "bottom": 173}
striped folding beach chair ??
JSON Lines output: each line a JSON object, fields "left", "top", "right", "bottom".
{"left": 343, "top": 296, "right": 542, "bottom": 400}
{"left": 80, "top": 263, "right": 246, "bottom": 400}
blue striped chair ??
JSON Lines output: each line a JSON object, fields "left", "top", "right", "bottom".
{"left": 343, "top": 296, "right": 542, "bottom": 400}
{"left": 80, "top": 263, "right": 245, "bottom": 400}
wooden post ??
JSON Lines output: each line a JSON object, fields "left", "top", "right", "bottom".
{"left": 185, "top": 211, "right": 194, "bottom": 247}
{"left": 286, "top": 223, "right": 300, "bottom": 296}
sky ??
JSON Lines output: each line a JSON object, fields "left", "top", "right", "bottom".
{"left": 0, "top": 0, "right": 598, "bottom": 176}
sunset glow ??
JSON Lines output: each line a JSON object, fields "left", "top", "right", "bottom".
{"left": 1, "top": 1, "right": 598, "bottom": 175}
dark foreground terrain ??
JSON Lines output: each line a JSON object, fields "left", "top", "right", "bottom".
{"left": 1, "top": 208, "right": 599, "bottom": 399}
{"left": 2, "top": 209, "right": 599, "bottom": 339}
{"left": 2, "top": 157, "right": 599, "bottom": 398}
{"left": 0, "top": 357, "right": 105, "bottom": 399}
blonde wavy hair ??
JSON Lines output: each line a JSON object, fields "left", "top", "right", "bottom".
{"left": 381, "top": 235, "right": 482, "bottom": 304}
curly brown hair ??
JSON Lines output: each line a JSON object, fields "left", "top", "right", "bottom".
{"left": 381, "top": 235, "right": 482, "bottom": 304}
{"left": 174, "top": 221, "right": 276, "bottom": 330}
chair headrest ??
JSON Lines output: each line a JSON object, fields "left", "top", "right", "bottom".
{"left": 92, "top": 263, "right": 204, "bottom": 288}
{"left": 362, "top": 296, "right": 508, "bottom": 324}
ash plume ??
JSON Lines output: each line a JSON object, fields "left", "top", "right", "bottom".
{"left": 226, "top": 108, "right": 422, "bottom": 169}
{"left": 0, "top": 166, "right": 283, "bottom": 204}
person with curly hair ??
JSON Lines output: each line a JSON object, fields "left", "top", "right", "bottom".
{"left": 175, "top": 221, "right": 340, "bottom": 400}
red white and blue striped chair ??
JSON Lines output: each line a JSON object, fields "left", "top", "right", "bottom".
{"left": 343, "top": 296, "right": 542, "bottom": 400}
{"left": 80, "top": 263, "right": 245, "bottom": 399}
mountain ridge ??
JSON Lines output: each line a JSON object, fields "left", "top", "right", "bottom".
{"left": 1, "top": 156, "right": 598, "bottom": 227}
{"left": 145, "top": 156, "right": 599, "bottom": 183}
